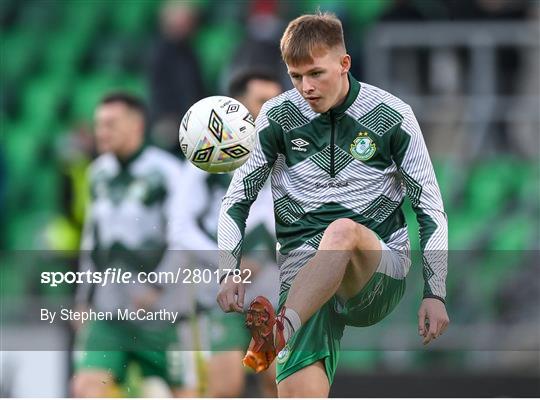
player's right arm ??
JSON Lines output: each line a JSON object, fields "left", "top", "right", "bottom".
{"left": 217, "top": 101, "right": 282, "bottom": 312}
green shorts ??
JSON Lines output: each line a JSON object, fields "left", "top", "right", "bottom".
{"left": 275, "top": 271, "right": 406, "bottom": 384}
{"left": 73, "top": 320, "right": 184, "bottom": 387}
{"left": 209, "top": 309, "right": 251, "bottom": 351}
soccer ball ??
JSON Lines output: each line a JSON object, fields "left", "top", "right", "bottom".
{"left": 178, "top": 96, "right": 256, "bottom": 173}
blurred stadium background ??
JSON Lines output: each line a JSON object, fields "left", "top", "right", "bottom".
{"left": 1, "top": 0, "right": 539, "bottom": 397}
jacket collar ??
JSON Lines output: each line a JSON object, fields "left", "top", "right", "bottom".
{"left": 331, "top": 72, "right": 360, "bottom": 116}
{"left": 318, "top": 72, "right": 360, "bottom": 120}
{"left": 116, "top": 143, "right": 146, "bottom": 170}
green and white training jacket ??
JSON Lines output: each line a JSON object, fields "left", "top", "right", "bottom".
{"left": 218, "top": 74, "right": 448, "bottom": 302}
{"left": 76, "top": 145, "right": 193, "bottom": 316}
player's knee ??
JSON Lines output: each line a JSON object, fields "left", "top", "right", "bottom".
{"left": 322, "top": 218, "right": 364, "bottom": 250}
{"left": 71, "top": 372, "right": 114, "bottom": 397}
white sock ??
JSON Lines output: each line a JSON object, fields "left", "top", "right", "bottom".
{"left": 279, "top": 307, "right": 302, "bottom": 343}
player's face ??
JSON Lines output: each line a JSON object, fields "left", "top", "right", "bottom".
{"left": 287, "top": 47, "right": 351, "bottom": 113}
{"left": 94, "top": 103, "right": 139, "bottom": 156}
{"left": 240, "top": 79, "right": 282, "bottom": 119}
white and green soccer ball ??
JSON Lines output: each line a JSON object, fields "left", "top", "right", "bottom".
{"left": 178, "top": 96, "right": 256, "bottom": 173}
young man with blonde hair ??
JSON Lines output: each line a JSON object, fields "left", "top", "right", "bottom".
{"left": 217, "top": 12, "right": 449, "bottom": 397}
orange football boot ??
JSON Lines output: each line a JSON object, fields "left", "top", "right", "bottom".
{"left": 242, "top": 296, "right": 286, "bottom": 372}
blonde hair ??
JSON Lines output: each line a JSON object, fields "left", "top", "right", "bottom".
{"left": 280, "top": 12, "right": 346, "bottom": 66}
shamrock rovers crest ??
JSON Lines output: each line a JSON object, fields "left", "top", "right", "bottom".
{"left": 350, "top": 132, "right": 376, "bottom": 161}
{"left": 277, "top": 344, "right": 291, "bottom": 364}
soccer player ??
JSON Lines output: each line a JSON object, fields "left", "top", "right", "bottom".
{"left": 176, "top": 69, "right": 282, "bottom": 397}
{"left": 71, "top": 93, "right": 196, "bottom": 397}
{"left": 216, "top": 12, "right": 449, "bottom": 397}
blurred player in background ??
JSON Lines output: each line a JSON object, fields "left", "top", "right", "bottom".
{"left": 71, "top": 93, "right": 197, "bottom": 397}
{"left": 175, "top": 69, "right": 282, "bottom": 397}
{"left": 210, "top": 69, "right": 283, "bottom": 397}
{"left": 217, "top": 12, "right": 449, "bottom": 397}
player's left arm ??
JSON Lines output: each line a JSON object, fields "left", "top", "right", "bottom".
{"left": 391, "top": 105, "right": 450, "bottom": 345}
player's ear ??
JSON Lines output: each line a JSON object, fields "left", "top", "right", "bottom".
{"left": 341, "top": 54, "right": 351, "bottom": 74}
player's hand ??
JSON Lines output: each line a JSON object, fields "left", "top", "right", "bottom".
{"left": 217, "top": 278, "right": 245, "bottom": 313}
{"left": 418, "top": 298, "right": 450, "bottom": 345}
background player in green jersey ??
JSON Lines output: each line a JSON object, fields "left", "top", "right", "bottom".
{"left": 217, "top": 12, "right": 450, "bottom": 397}
{"left": 71, "top": 93, "right": 196, "bottom": 397}
{"left": 175, "top": 69, "right": 282, "bottom": 397}
{"left": 208, "top": 69, "right": 282, "bottom": 398}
